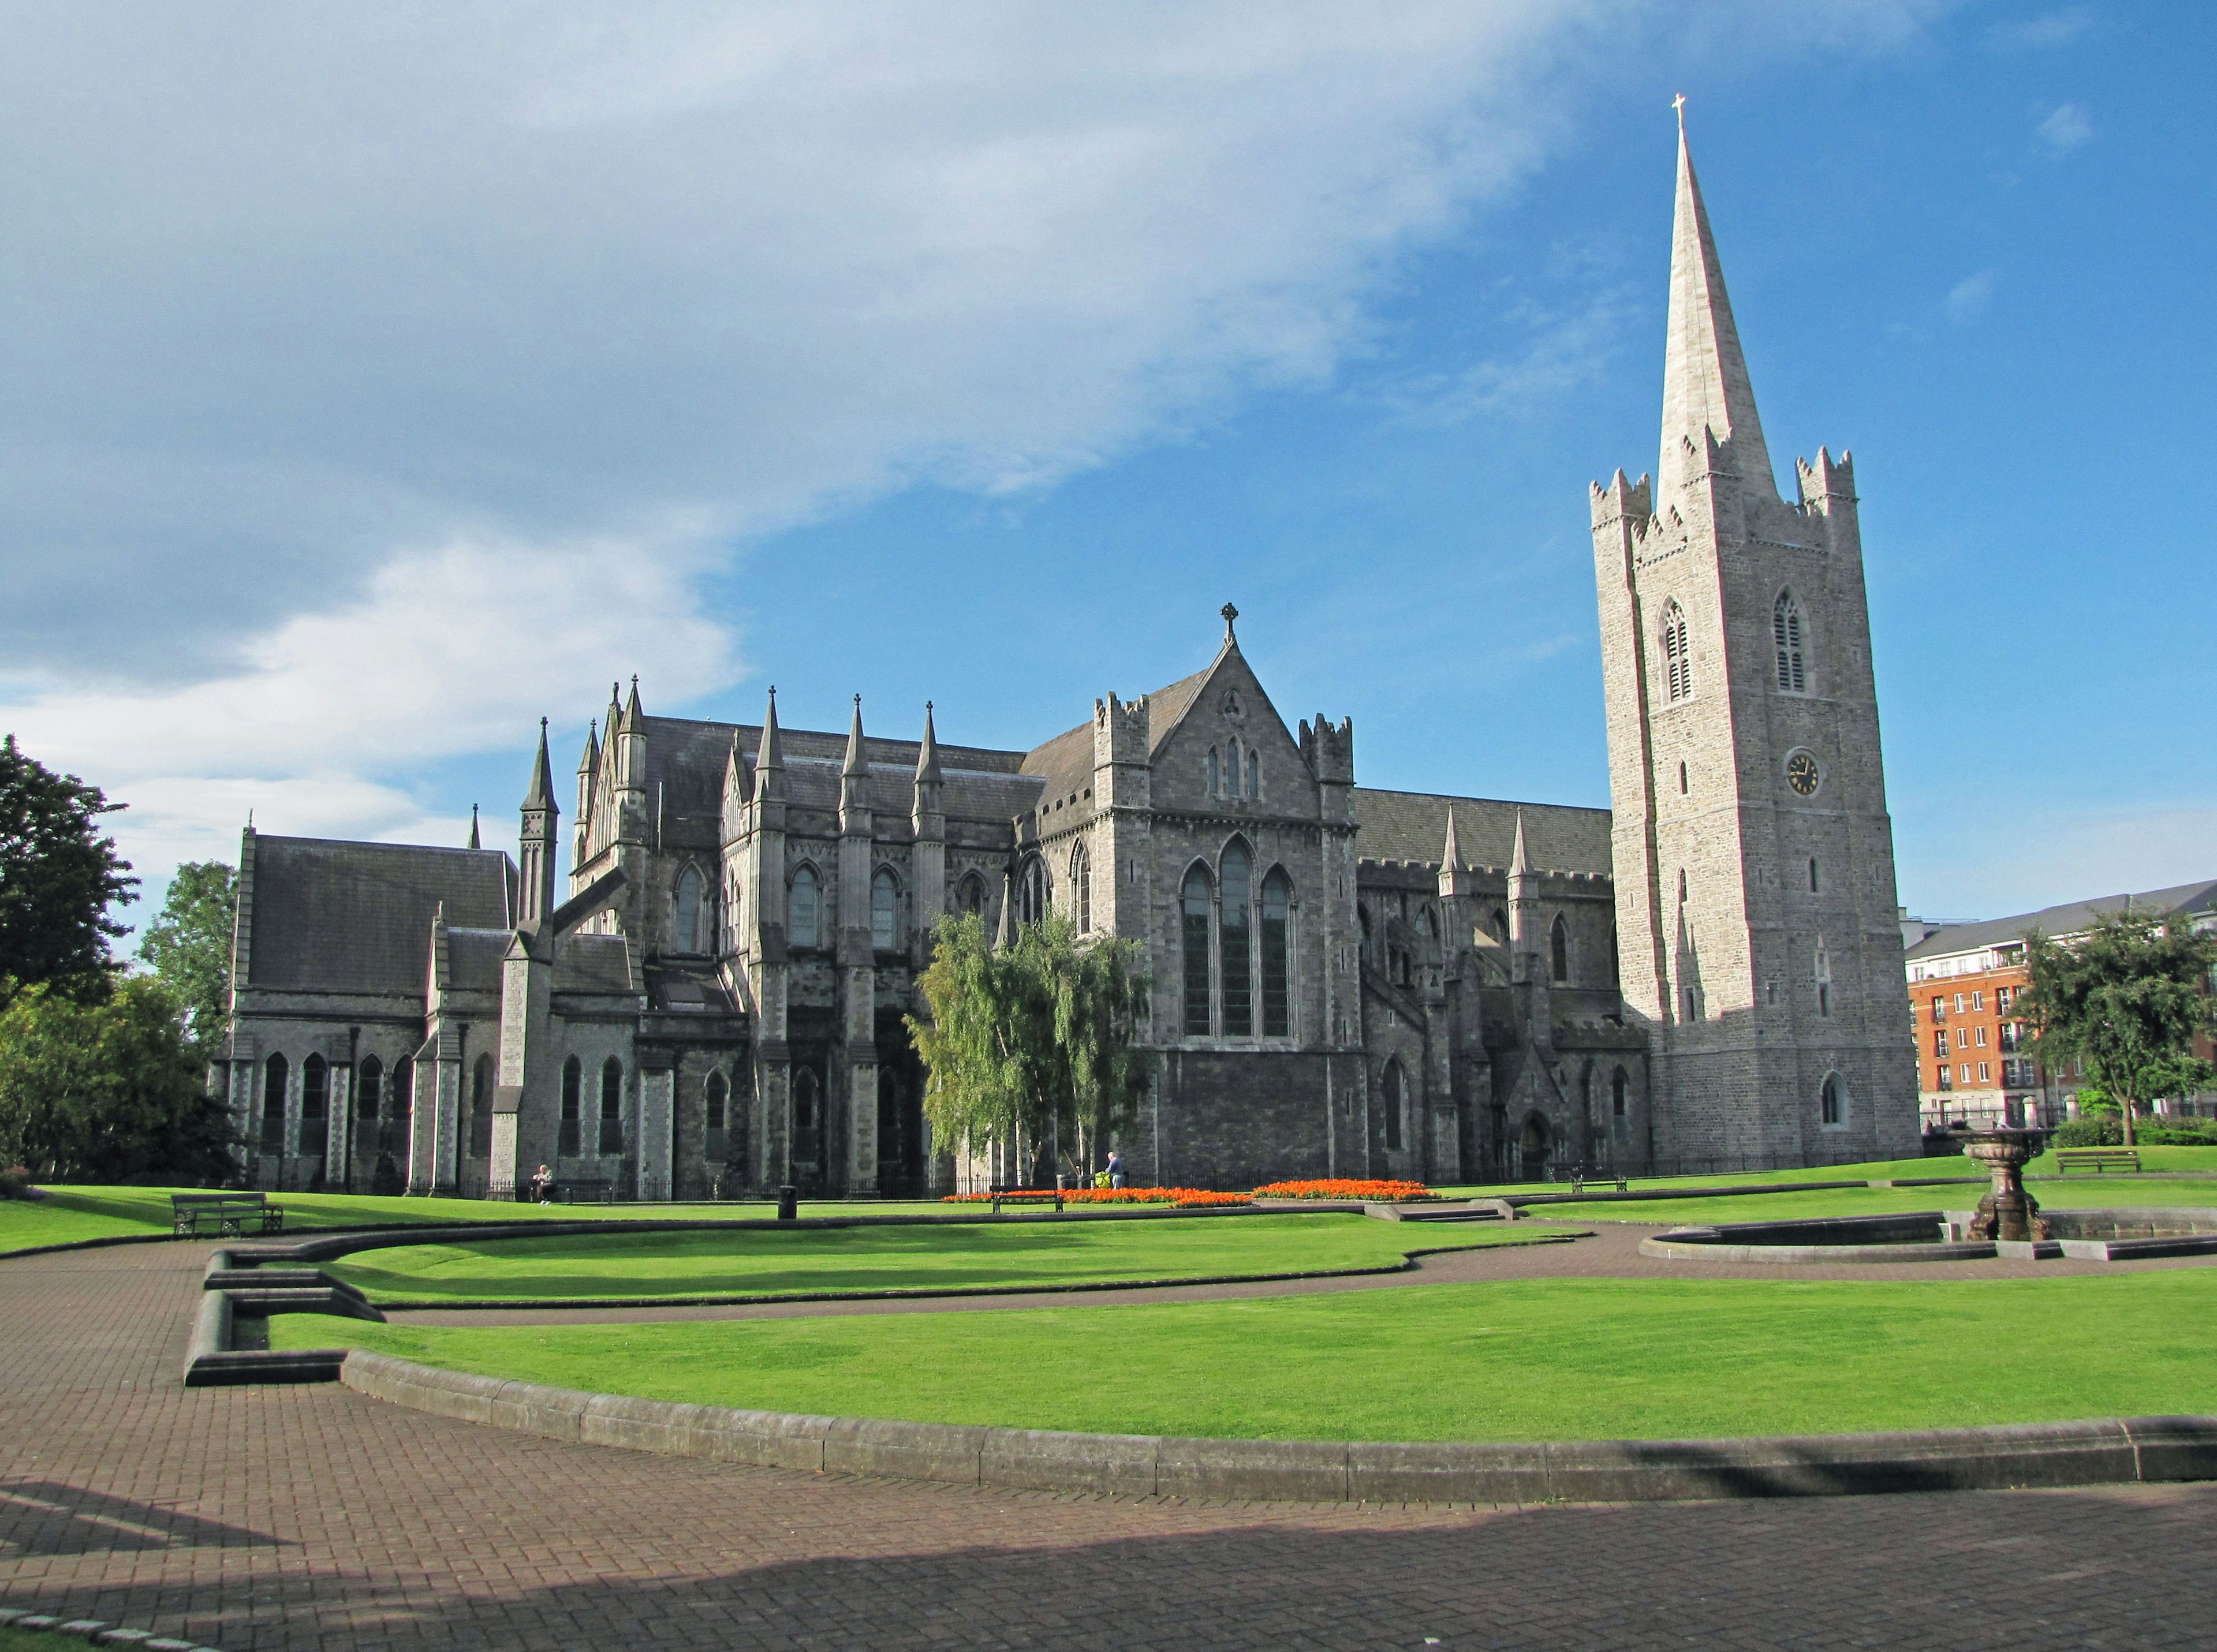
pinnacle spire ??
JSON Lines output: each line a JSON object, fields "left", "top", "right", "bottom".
{"left": 468, "top": 805, "right": 480, "bottom": 850}
{"left": 1440, "top": 804, "right": 1464, "bottom": 873}
{"left": 1659, "top": 116, "right": 1774, "bottom": 500}
{"left": 576, "top": 717, "right": 599, "bottom": 778}
{"left": 522, "top": 717, "right": 555, "bottom": 810}
{"left": 752, "top": 687, "right": 785, "bottom": 801}
{"left": 915, "top": 700, "right": 942, "bottom": 784}
{"left": 1510, "top": 807, "right": 1531, "bottom": 876}
{"left": 843, "top": 694, "right": 868, "bottom": 778}
{"left": 623, "top": 675, "right": 644, "bottom": 730}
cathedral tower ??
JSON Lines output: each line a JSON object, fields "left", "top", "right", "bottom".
{"left": 1591, "top": 121, "right": 1917, "bottom": 1168}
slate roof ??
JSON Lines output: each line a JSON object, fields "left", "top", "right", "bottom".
{"left": 1353, "top": 790, "right": 1614, "bottom": 877}
{"left": 558, "top": 933, "right": 638, "bottom": 996}
{"left": 444, "top": 929, "right": 512, "bottom": 993}
{"left": 1904, "top": 880, "right": 2217, "bottom": 962}
{"left": 246, "top": 836, "right": 514, "bottom": 995}
{"left": 1020, "top": 661, "right": 1222, "bottom": 832}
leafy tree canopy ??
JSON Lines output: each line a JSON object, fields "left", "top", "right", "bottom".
{"left": 0, "top": 977, "right": 234, "bottom": 1184}
{"left": 2018, "top": 909, "right": 2217, "bottom": 1147}
{"left": 0, "top": 734, "right": 137, "bottom": 1006}
{"left": 906, "top": 911, "right": 1150, "bottom": 1182}
{"left": 138, "top": 861, "right": 237, "bottom": 1058}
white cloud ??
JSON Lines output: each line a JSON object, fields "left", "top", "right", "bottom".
{"left": 1988, "top": 8, "right": 2095, "bottom": 51}
{"left": 2036, "top": 101, "right": 2093, "bottom": 152}
{"left": 1945, "top": 270, "right": 1994, "bottom": 324}
{"left": 1383, "top": 287, "right": 1637, "bottom": 422}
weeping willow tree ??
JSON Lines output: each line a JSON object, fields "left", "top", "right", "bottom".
{"left": 906, "top": 910, "right": 1150, "bottom": 1185}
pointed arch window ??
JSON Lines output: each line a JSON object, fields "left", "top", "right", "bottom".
{"left": 1382, "top": 1060, "right": 1405, "bottom": 1151}
{"left": 1206, "top": 747, "right": 1220, "bottom": 797}
{"left": 1247, "top": 749, "right": 1260, "bottom": 800}
{"left": 1261, "top": 869, "right": 1292, "bottom": 1037}
{"left": 1182, "top": 865, "right": 1214, "bottom": 1036}
{"left": 469, "top": 1054, "right": 494, "bottom": 1156}
{"left": 599, "top": 1057, "right": 625, "bottom": 1154}
{"left": 789, "top": 865, "right": 820, "bottom": 948}
{"left": 706, "top": 1070, "right": 728, "bottom": 1133}
{"left": 1226, "top": 738, "right": 1242, "bottom": 799}
{"left": 673, "top": 865, "right": 705, "bottom": 952}
{"left": 1070, "top": 841, "right": 1092, "bottom": 933}
{"left": 1815, "top": 944, "right": 1833, "bottom": 1019}
{"left": 1550, "top": 915, "right": 1570, "bottom": 983}
{"left": 1490, "top": 909, "right": 1510, "bottom": 947}
{"left": 957, "top": 871, "right": 986, "bottom": 915}
{"left": 260, "top": 1053, "right": 288, "bottom": 1155}
{"left": 871, "top": 869, "right": 900, "bottom": 952}
{"left": 1660, "top": 600, "right": 1691, "bottom": 701}
{"left": 1018, "top": 857, "right": 1047, "bottom": 926}
{"left": 1221, "top": 842, "right": 1252, "bottom": 1036}
{"left": 1774, "top": 590, "right": 1807, "bottom": 693}
{"left": 1611, "top": 1067, "right": 1629, "bottom": 1120}
{"left": 385, "top": 1062, "right": 412, "bottom": 1157}
{"left": 1821, "top": 1072, "right": 1845, "bottom": 1127}
{"left": 357, "top": 1055, "right": 382, "bottom": 1124}
{"left": 560, "top": 1057, "right": 582, "bottom": 1156}
{"left": 301, "top": 1055, "right": 329, "bottom": 1158}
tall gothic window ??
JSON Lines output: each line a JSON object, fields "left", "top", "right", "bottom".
{"left": 1815, "top": 944, "right": 1833, "bottom": 1018}
{"left": 1550, "top": 915, "right": 1570, "bottom": 984}
{"left": 1490, "top": 909, "right": 1509, "bottom": 947}
{"left": 599, "top": 1057, "right": 625, "bottom": 1154}
{"left": 1260, "top": 869, "right": 1291, "bottom": 1037}
{"left": 1820, "top": 1072, "right": 1843, "bottom": 1126}
{"left": 871, "top": 869, "right": 900, "bottom": 952}
{"left": 1182, "top": 864, "right": 1213, "bottom": 1036}
{"left": 301, "top": 1055, "right": 329, "bottom": 1158}
{"left": 1206, "top": 747, "right": 1220, "bottom": 797}
{"left": 957, "top": 872, "right": 986, "bottom": 914}
{"left": 1382, "top": 1060, "right": 1405, "bottom": 1151}
{"left": 1018, "top": 857, "right": 1047, "bottom": 926}
{"left": 1070, "top": 841, "right": 1092, "bottom": 933}
{"left": 1611, "top": 1067, "right": 1628, "bottom": 1119}
{"left": 559, "top": 1057, "right": 582, "bottom": 1156}
{"left": 385, "top": 1062, "right": 411, "bottom": 1157}
{"left": 706, "top": 1070, "right": 727, "bottom": 1133}
{"left": 1774, "top": 590, "right": 1807, "bottom": 693}
{"left": 1247, "top": 749, "right": 1260, "bottom": 799}
{"left": 1221, "top": 842, "right": 1253, "bottom": 1036}
{"left": 261, "top": 1053, "right": 288, "bottom": 1155}
{"left": 1660, "top": 600, "right": 1691, "bottom": 701}
{"left": 469, "top": 1054, "right": 494, "bottom": 1156}
{"left": 673, "top": 865, "right": 704, "bottom": 952}
{"left": 1225, "top": 739, "right": 1242, "bottom": 798}
{"left": 789, "top": 865, "right": 820, "bottom": 948}
{"left": 357, "top": 1056, "right": 382, "bottom": 1124}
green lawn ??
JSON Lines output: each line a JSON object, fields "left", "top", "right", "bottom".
{"left": 1535, "top": 1178, "right": 2217, "bottom": 1227}
{"left": 1442, "top": 1145, "right": 2217, "bottom": 1200}
{"left": 276, "top": 1266, "right": 2217, "bottom": 1442}
{"left": 324, "top": 1213, "right": 1560, "bottom": 1305}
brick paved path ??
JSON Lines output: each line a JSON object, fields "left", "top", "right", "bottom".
{"left": 5, "top": 1242, "right": 2215, "bottom": 1651}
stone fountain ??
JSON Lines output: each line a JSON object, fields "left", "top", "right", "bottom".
{"left": 1958, "top": 1127, "right": 2051, "bottom": 1242}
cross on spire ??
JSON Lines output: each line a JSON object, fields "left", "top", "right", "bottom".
{"left": 1221, "top": 602, "right": 1239, "bottom": 640}
{"left": 1672, "top": 92, "right": 1686, "bottom": 129}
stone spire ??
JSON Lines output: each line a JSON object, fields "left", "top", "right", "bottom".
{"left": 1658, "top": 118, "right": 1774, "bottom": 502}
{"left": 517, "top": 716, "right": 560, "bottom": 929}
{"left": 622, "top": 674, "right": 644, "bottom": 731}
{"left": 1436, "top": 803, "right": 1470, "bottom": 898}
{"left": 1507, "top": 807, "right": 1539, "bottom": 977}
{"left": 752, "top": 687, "right": 786, "bottom": 804}
{"left": 468, "top": 805, "right": 480, "bottom": 850}
{"left": 522, "top": 718, "right": 555, "bottom": 810}
{"left": 914, "top": 700, "right": 942, "bottom": 786}
{"left": 839, "top": 695, "right": 870, "bottom": 827}
{"left": 1510, "top": 807, "right": 1531, "bottom": 876}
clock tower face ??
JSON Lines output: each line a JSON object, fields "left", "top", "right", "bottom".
{"left": 1785, "top": 750, "right": 1821, "bottom": 797}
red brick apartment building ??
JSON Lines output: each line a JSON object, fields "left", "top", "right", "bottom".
{"left": 1903, "top": 881, "right": 2217, "bottom": 1130}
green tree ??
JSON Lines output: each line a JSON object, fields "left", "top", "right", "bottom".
{"left": 906, "top": 911, "right": 1150, "bottom": 1184}
{"left": 2017, "top": 910, "right": 2217, "bottom": 1149}
{"left": 137, "top": 861, "right": 238, "bottom": 1060}
{"left": 0, "top": 977, "right": 234, "bottom": 1183}
{"left": 0, "top": 735, "right": 137, "bottom": 1006}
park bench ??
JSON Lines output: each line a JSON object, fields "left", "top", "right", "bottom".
{"left": 1567, "top": 1166, "right": 1629, "bottom": 1194}
{"left": 170, "top": 1192, "right": 285, "bottom": 1237}
{"left": 988, "top": 1182, "right": 1065, "bottom": 1214}
{"left": 2055, "top": 1148, "right": 2141, "bottom": 1175}
{"left": 553, "top": 1180, "right": 615, "bottom": 1204}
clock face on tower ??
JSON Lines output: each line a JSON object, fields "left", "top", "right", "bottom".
{"left": 1785, "top": 750, "right": 1821, "bottom": 797}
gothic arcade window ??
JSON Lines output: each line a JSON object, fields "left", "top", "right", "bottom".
{"left": 1382, "top": 1060, "right": 1405, "bottom": 1151}
{"left": 357, "top": 1056, "right": 382, "bottom": 1124}
{"left": 789, "top": 865, "right": 820, "bottom": 948}
{"left": 957, "top": 872, "right": 986, "bottom": 915}
{"left": 1490, "top": 909, "right": 1509, "bottom": 947}
{"left": 599, "top": 1057, "right": 625, "bottom": 1154}
{"left": 1611, "top": 1067, "right": 1628, "bottom": 1119}
{"left": 871, "top": 869, "right": 900, "bottom": 952}
{"left": 1660, "top": 600, "right": 1691, "bottom": 701}
{"left": 1260, "top": 869, "right": 1291, "bottom": 1037}
{"left": 706, "top": 1071, "right": 727, "bottom": 1132}
{"left": 1018, "top": 857, "right": 1047, "bottom": 926}
{"left": 1815, "top": 945, "right": 1833, "bottom": 1018}
{"left": 1206, "top": 747, "right": 1220, "bottom": 797}
{"left": 261, "top": 1053, "right": 287, "bottom": 1155}
{"left": 301, "top": 1055, "right": 329, "bottom": 1157}
{"left": 1247, "top": 749, "right": 1260, "bottom": 799}
{"left": 469, "top": 1054, "right": 494, "bottom": 1156}
{"left": 1069, "top": 841, "right": 1091, "bottom": 933}
{"left": 1820, "top": 1072, "right": 1844, "bottom": 1127}
{"left": 385, "top": 1062, "right": 411, "bottom": 1157}
{"left": 1773, "top": 590, "right": 1807, "bottom": 693}
{"left": 1550, "top": 915, "right": 1570, "bottom": 984}
{"left": 1226, "top": 739, "right": 1242, "bottom": 798}
{"left": 560, "top": 1057, "right": 582, "bottom": 1156}
{"left": 1182, "top": 864, "right": 1213, "bottom": 1036}
{"left": 673, "top": 865, "right": 705, "bottom": 952}
{"left": 1220, "top": 842, "right": 1252, "bottom": 1036}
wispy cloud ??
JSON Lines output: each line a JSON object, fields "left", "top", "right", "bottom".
{"left": 2036, "top": 101, "right": 2093, "bottom": 152}
{"left": 1945, "top": 270, "right": 1995, "bottom": 324}
{"left": 1988, "top": 7, "right": 2096, "bottom": 51}
{"left": 1378, "top": 287, "right": 1637, "bottom": 423}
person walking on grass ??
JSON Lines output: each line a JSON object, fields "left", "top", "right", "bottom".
{"left": 1107, "top": 1150, "right": 1126, "bottom": 1190}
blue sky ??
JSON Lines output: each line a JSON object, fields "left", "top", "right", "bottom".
{"left": 1, "top": 2, "right": 2206, "bottom": 930}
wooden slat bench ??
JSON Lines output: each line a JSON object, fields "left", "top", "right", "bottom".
{"left": 1568, "top": 1167, "right": 1629, "bottom": 1194}
{"left": 2055, "top": 1148, "right": 2141, "bottom": 1175}
{"left": 553, "top": 1180, "right": 615, "bottom": 1204}
{"left": 170, "top": 1193, "right": 285, "bottom": 1236}
{"left": 988, "top": 1183, "right": 1065, "bottom": 1214}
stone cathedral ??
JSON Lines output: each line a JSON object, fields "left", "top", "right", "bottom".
{"left": 219, "top": 130, "right": 1921, "bottom": 1198}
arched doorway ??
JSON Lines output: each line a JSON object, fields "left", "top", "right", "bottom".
{"left": 1519, "top": 1112, "right": 1551, "bottom": 1182}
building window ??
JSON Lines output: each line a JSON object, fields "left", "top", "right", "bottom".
{"left": 1678, "top": 760, "right": 1688, "bottom": 795}
{"left": 1260, "top": 869, "right": 1291, "bottom": 1037}
{"left": 599, "top": 1058, "right": 625, "bottom": 1154}
{"left": 301, "top": 1055, "right": 329, "bottom": 1158}
{"left": 1808, "top": 858, "right": 1820, "bottom": 894}
{"left": 1932, "top": 996, "right": 1946, "bottom": 1021}
{"left": 1221, "top": 842, "right": 1253, "bottom": 1037}
{"left": 1954, "top": 993, "right": 1966, "bottom": 1014}
{"left": 673, "top": 865, "right": 705, "bottom": 952}
{"left": 1550, "top": 915, "right": 1570, "bottom": 984}
{"left": 871, "top": 869, "right": 900, "bottom": 952}
{"left": 1206, "top": 747, "right": 1220, "bottom": 797}
{"left": 261, "top": 1053, "right": 288, "bottom": 1155}
{"left": 1182, "top": 865, "right": 1213, "bottom": 1036}
{"left": 1611, "top": 1067, "right": 1628, "bottom": 1119}
{"left": 1934, "top": 1030, "right": 1948, "bottom": 1057}
{"left": 1247, "top": 749, "right": 1260, "bottom": 800}
{"left": 1975, "top": 1025, "right": 1987, "bottom": 1048}
{"left": 790, "top": 866, "right": 820, "bottom": 948}
{"left": 1972, "top": 991, "right": 1984, "bottom": 1011}
{"left": 1490, "top": 909, "right": 1509, "bottom": 946}
{"left": 1773, "top": 590, "right": 1807, "bottom": 693}
{"left": 1820, "top": 1072, "right": 1843, "bottom": 1127}
{"left": 357, "top": 1056, "right": 382, "bottom": 1125}
{"left": 385, "top": 1061, "right": 412, "bottom": 1157}
{"left": 1960, "top": 1064, "right": 1972, "bottom": 1085}
{"left": 1660, "top": 600, "right": 1691, "bottom": 701}
{"left": 1018, "top": 856, "right": 1047, "bottom": 926}
{"left": 1225, "top": 739, "right": 1242, "bottom": 799}
{"left": 1070, "top": 841, "right": 1092, "bottom": 934}
{"left": 706, "top": 1071, "right": 727, "bottom": 1133}
{"left": 1684, "top": 986, "right": 1700, "bottom": 1023}
{"left": 1382, "top": 1060, "right": 1405, "bottom": 1151}
{"left": 1979, "top": 1062, "right": 1991, "bottom": 1083}
{"left": 1815, "top": 945, "right": 1832, "bottom": 1018}
{"left": 469, "top": 1054, "right": 494, "bottom": 1157}
{"left": 957, "top": 872, "right": 986, "bottom": 915}
{"left": 559, "top": 1057, "right": 582, "bottom": 1156}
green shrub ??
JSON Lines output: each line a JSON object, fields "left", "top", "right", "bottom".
{"left": 2052, "top": 1116, "right": 2121, "bottom": 1148}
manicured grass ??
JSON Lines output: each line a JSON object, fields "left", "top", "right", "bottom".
{"left": 1536, "top": 1179, "right": 2217, "bottom": 1227}
{"left": 275, "top": 1266, "right": 2217, "bottom": 1442}
{"left": 323, "top": 1213, "right": 1556, "bottom": 1304}
{"left": 1440, "top": 1145, "right": 2217, "bottom": 1200}
{"left": 0, "top": 1195, "right": 166, "bottom": 1254}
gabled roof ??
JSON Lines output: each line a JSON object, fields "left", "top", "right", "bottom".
{"left": 1352, "top": 790, "right": 1613, "bottom": 878}
{"left": 1904, "top": 880, "right": 2217, "bottom": 963}
{"left": 246, "top": 836, "right": 513, "bottom": 995}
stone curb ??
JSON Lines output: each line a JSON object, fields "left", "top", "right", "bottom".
{"left": 338, "top": 1350, "right": 2217, "bottom": 1505}
{"left": 0, "top": 1605, "right": 226, "bottom": 1651}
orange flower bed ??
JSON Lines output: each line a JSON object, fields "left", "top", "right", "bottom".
{"left": 941, "top": 1187, "right": 1253, "bottom": 1208}
{"left": 1251, "top": 1178, "right": 1431, "bottom": 1201}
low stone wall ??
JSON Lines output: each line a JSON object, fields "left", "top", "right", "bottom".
{"left": 340, "top": 1351, "right": 2217, "bottom": 1505}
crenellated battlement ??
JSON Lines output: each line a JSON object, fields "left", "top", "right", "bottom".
{"left": 1298, "top": 713, "right": 1354, "bottom": 785}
